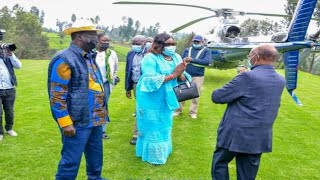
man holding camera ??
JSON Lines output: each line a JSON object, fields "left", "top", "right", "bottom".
{"left": 0, "top": 30, "right": 21, "bottom": 141}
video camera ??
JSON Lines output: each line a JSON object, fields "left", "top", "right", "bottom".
{"left": 0, "top": 29, "right": 17, "bottom": 51}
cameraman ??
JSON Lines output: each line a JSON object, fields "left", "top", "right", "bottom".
{"left": 0, "top": 30, "right": 21, "bottom": 141}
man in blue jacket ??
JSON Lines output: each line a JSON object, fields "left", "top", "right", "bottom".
{"left": 174, "top": 35, "right": 212, "bottom": 119}
{"left": 211, "top": 44, "right": 286, "bottom": 180}
{"left": 124, "top": 35, "right": 147, "bottom": 145}
{"left": 48, "top": 22, "right": 108, "bottom": 180}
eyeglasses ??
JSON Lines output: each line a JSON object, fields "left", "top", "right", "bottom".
{"left": 164, "top": 42, "right": 177, "bottom": 46}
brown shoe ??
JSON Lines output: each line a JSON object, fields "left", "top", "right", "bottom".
{"left": 130, "top": 137, "right": 137, "bottom": 145}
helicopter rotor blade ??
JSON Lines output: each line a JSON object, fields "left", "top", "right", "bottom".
{"left": 170, "top": 15, "right": 218, "bottom": 33}
{"left": 245, "top": 12, "right": 320, "bottom": 21}
{"left": 244, "top": 12, "right": 291, "bottom": 18}
{"left": 112, "top": 1, "right": 216, "bottom": 12}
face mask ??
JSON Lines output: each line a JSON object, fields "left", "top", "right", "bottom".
{"left": 145, "top": 42, "right": 152, "bottom": 49}
{"left": 247, "top": 58, "right": 257, "bottom": 69}
{"left": 82, "top": 35, "right": 98, "bottom": 52}
{"left": 100, "top": 43, "right": 109, "bottom": 51}
{"left": 163, "top": 46, "right": 176, "bottom": 56}
{"left": 83, "top": 40, "right": 97, "bottom": 52}
{"left": 132, "top": 45, "right": 143, "bottom": 53}
{"left": 192, "top": 43, "right": 203, "bottom": 49}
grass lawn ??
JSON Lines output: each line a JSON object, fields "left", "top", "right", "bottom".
{"left": 0, "top": 60, "right": 319, "bottom": 179}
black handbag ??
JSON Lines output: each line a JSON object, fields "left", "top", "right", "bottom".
{"left": 173, "top": 81, "right": 199, "bottom": 102}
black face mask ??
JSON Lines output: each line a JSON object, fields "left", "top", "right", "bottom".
{"left": 81, "top": 33, "right": 98, "bottom": 52}
{"left": 83, "top": 39, "right": 97, "bottom": 52}
{"left": 100, "top": 43, "right": 109, "bottom": 51}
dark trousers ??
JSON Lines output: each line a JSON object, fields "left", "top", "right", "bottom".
{"left": 56, "top": 125, "right": 104, "bottom": 180}
{"left": 0, "top": 88, "right": 16, "bottom": 135}
{"left": 102, "top": 82, "right": 110, "bottom": 133}
{"left": 211, "top": 147, "right": 262, "bottom": 180}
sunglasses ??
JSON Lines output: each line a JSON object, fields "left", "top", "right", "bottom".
{"left": 164, "top": 42, "right": 177, "bottom": 46}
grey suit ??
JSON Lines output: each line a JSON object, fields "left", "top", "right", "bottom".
{"left": 211, "top": 65, "right": 286, "bottom": 180}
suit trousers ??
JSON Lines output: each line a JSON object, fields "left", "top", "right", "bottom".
{"left": 56, "top": 125, "right": 103, "bottom": 180}
{"left": 0, "top": 88, "right": 16, "bottom": 135}
{"left": 211, "top": 147, "right": 262, "bottom": 180}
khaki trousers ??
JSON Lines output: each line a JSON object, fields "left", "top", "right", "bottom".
{"left": 176, "top": 76, "right": 204, "bottom": 115}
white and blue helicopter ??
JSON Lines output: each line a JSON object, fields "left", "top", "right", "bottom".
{"left": 114, "top": 0, "right": 319, "bottom": 106}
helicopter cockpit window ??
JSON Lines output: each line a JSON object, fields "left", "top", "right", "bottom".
{"left": 226, "top": 26, "right": 241, "bottom": 38}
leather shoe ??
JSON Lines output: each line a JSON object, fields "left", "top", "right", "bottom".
{"left": 130, "top": 137, "right": 137, "bottom": 145}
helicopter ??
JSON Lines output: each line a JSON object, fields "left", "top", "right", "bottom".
{"left": 113, "top": 0, "right": 319, "bottom": 106}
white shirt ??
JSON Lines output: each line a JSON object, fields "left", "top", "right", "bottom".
{"left": 0, "top": 53, "right": 22, "bottom": 89}
{"left": 95, "top": 49, "right": 119, "bottom": 91}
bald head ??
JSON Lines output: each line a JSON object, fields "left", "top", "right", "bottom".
{"left": 251, "top": 44, "right": 278, "bottom": 62}
{"left": 132, "top": 35, "right": 146, "bottom": 46}
{"left": 146, "top": 37, "right": 154, "bottom": 43}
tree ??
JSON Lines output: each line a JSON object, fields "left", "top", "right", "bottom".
{"left": 30, "top": 6, "right": 40, "bottom": 17}
{"left": 134, "top": 20, "right": 140, "bottom": 35}
{"left": 95, "top": 15, "right": 100, "bottom": 24}
{"left": 71, "top": 14, "right": 76, "bottom": 24}
{"left": 40, "top": 10, "right": 45, "bottom": 25}
{"left": 56, "top": 19, "right": 68, "bottom": 38}
{"left": 240, "top": 18, "right": 283, "bottom": 37}
{"left": 0, "top": 5, "right": 49, "bottom": 59}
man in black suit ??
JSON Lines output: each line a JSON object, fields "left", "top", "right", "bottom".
{"left": 211, "top": 44, "right": 286, "bottom": 180}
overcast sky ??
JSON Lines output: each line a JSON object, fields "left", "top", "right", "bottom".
{"left": 1, "top": 0, "right": 318, "bottom": 35}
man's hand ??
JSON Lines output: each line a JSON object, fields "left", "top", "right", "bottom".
{"left": 6, "top": 50, "right": 13, "bottom": 57}
{"left": 126, "top": 91, "right": 132, "bottom": 99}
{"left": 237, "top": 66, "right": 249, "bottom": 74}
{"left": 183, "top": 57, "right": 192, "bottom": 63}
{"left": 62, "top": 125, "right": 76, "bottom": 137}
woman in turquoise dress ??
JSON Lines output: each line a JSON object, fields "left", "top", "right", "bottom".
{"left": 135, "top": 33, "right": 191, "bottom": 165}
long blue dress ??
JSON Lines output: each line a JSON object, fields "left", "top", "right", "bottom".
{"left": 135, "top": 52, "right": 190, "bottom": 165}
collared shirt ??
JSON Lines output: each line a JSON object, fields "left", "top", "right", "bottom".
{"left": 96, "top": 51, "right": 107, "bottom": 83}
{"left": 0, "top": 53, "right": 21, "bottom": 89}
{"left": 131, "top": 53, "right": 143, "bottom": 83}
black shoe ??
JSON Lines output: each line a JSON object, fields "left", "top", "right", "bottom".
{"left": 130, "top": 137, "right": 137, "bottom": 145}
{"left": 102, "top": 133, "right": 109, "bottom": 139}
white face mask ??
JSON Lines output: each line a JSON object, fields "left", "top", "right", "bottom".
{"left": 145, "top": 42, "right": 152, "bottom": 49}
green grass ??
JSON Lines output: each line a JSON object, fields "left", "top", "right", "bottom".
{"left": 43, "top": 32, "right": 71, "bottom": 50}
{"left": 0, "top": 60, "right": 319, "bottom": 179}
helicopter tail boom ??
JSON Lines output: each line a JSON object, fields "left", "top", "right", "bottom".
{"left": 283, "top": 0, "right": 317, "bottom": 106}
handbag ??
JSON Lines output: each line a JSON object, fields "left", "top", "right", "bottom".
{"left": 173, "top": 81, "right": 199, "bottom": 102}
